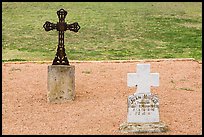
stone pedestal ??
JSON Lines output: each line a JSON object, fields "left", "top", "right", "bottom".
{"left": 47, "top": 65, "right": 75, "bottom": 103}
{"left": 119, "top": 122, "right": 168, "bottom": 133}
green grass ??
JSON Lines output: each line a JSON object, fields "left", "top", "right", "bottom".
{"left": 2, "top": 2, "right": 202, "bottom": 62}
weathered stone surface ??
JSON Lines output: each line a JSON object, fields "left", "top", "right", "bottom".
{"left": 119, "top": 122, "right": 168, "bottom": 133}
{"left": 47, "top": 65, "right": 75, "bottom": 103}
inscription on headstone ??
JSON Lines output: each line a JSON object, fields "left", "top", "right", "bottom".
{"left": 127, "top": 93, "right": 159, "bottom": 123}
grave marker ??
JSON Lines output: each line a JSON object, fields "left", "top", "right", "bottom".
{"left": 43, "top": 9, "right": 80, "bottom": 103}
{"left": 43, "top": 8, "right": 80, "bottom": 65}
{"left": 120, "top": 64, "right": 167, "bottom": 133}
{"left": 127, "top": 64, "right": 159, "bottom": 123}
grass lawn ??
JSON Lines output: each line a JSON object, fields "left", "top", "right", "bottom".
{"left": 2, "top": 2, "right": 202, "bottom": 62}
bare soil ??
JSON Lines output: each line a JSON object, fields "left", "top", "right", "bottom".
{"left": 2, "top": 59, "right": 202, "bottom": 135}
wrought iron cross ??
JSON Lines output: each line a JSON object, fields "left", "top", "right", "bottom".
{"left": 43, "top": 9, "right": 80, "bottom": 65}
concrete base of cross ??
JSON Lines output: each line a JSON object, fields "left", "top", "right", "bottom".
{"left": 47, "top": 65, "right": 75, "bottom": 103}
{"left": 119, "top": 121, "right": 168, "bottom": 133}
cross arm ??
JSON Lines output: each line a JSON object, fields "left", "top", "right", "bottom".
{"left": 150, "top": 73, "right": 159, "bottom": 87}
{"left": 127, "top": 73, "right": 138, "bottom": 87}
{"left": 43, "top": 21, "right": 57, "bottom": 31}
{"left": 67, "top": 22, "right": 80, "bottom": 32}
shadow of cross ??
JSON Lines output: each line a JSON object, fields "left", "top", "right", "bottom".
{"left": 43, "top": 8, "right": 80, "bottom": 65}
{"left": 127, "top": 64, "right": 159, "bottom": 94}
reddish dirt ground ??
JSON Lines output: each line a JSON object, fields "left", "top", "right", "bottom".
{"left": 2, "top": 59, "right": 202, "bottom": 135}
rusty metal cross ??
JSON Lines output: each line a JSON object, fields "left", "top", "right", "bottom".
{"left": 43, "top": 9, "right": 80, "bottom": 65}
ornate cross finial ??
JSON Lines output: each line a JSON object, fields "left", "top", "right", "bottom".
{"left": 43, "top": 9, "right": 80, "bottom": 65}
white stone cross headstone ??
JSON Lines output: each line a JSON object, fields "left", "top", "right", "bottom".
{"left": 120, "top": 64, "right": 167, "bottom": 133}
{"left": 127, "top": 64, "right": 159, "bottom": 94}
{"left": 127, "top": 64, "right": 160, "bottom": 123}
